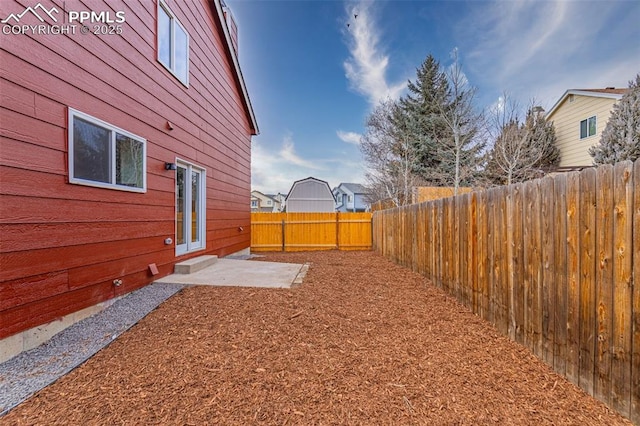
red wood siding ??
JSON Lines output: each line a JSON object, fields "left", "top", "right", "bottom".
{"left": 0, "top": 0, "right": 255, "bottom": 339}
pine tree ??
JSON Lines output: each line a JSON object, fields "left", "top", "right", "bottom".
{"left": 589, "top": 73, "right": 640, "bottom": 164}
{"left": 398, "top": 55, "right": 451, "bottom": 183}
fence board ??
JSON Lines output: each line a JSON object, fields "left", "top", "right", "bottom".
{"left": 477, "top": 190, "right": 489, "bottom": 321}
{"left": 454, "top": 196, "right": 462, "bottom": 302}
{"left": 523, "top": 179, "right": 543, "bottom": 357}
{"left": 496, "top": 187, "right": 509, "bottom": 335}
{"left": 487, "top": 189, "right": 496, "bottom": 326}
{"left": 579, "top": 168, "right": 597, "bottom": 396}
{"left": 443, "top": 198, "right": 452, "bottom": 293}
{"left": 554, "top": 173, "right": 568, "bottom": 376}
{"left": 566, "top": 171, "right": 581, "bottom": 386}
{"left": 632, "top": 159, "right": 640, "bottom": 424}
{"left": 511, "top": 184, "right": 525, "bottom": 344}
{"left": 541, "top": 177, "right": 556, "bottom": 367}
{"left": 469, "top": 193, "right": 479, "bottom": 315}
{"left": 595, "top": 165, "right": 614, "bottom": 406}
{"left": 463, "top": 193, "right": 472, "bottom": 309}
{"left": 611, "top": 161, "right": 633, "bottom": 416}
{"left": 435, "top": 199, "right": 444, "bottom": 289}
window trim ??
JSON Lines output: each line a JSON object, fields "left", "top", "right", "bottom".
{"left": 579, "top": 115, "right": 597, "bottom": 139}
{"left": 157, "top": 0, "right": 189, "bottom": 87}
{"left": 68, "top": 108, "right": 147, "bottom": 193}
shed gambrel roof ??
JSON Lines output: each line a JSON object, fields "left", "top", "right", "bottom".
{"left": 285, "top": 177, "right": 335, "bottom": 202}
{"left": 214, "top": 0, "right": 259, "bottom": 135}
{"left": 546, "top": 88, "right": 627, "bottom": 119}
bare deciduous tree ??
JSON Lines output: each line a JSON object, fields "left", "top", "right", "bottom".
{"left": 486, "top": 93, "right": 559, "bottom": 185}
{"left": 435, "top": 49, "right": 485, "bottom": 194}
{"left": 360, "top": 99, "right": 424, "bottom": 207}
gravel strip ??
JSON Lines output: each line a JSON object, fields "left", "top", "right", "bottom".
{"left": 0, "top": 283, "right": 185, "bottom": 416}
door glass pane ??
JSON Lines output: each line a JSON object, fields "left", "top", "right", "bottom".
{"left": 115, "top": 134, "right": 143, "bottom": 188}
{"left": 73, "top": 117, "right": 111, "bottom": 183}
{"left": 191, "top": 170, "right": 200, "bottom": 243}
{"left": 176, "top": 166, "right": 186, "bottom": 245}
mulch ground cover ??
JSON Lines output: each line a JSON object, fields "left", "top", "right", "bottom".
{"left": 1, "top": 250, "right": 631, "bottom": 425}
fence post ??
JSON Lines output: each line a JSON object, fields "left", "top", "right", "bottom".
{"left": 281, "top": 219, "right": 285, "bottom": 252}
{"left": 336, "top": 212, "right": 340, "bottom": 250}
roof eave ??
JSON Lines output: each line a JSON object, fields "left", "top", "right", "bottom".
{"left": 546, "top": 89, "right": 624, "bottom": 119}
{"left": 212, "top": 0, "right": 259, "bottom": 135}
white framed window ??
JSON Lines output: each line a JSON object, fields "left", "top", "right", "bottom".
{"left": 158, "top": 0, "right": 189, "bottom": 86}
{"left": 68, "top": 108, "right": 146, "bottom": 193}
{"left": 251, "top": 200, "right": 258, "bottom": 208}
{"left": 267, "top": 200, "right": 272, "bottom": 205}
{"left": 348, "top": 195, "right": 353, "bottom": 202}
{"left": 580, "top": 116, "right": 596, "bottom": 139}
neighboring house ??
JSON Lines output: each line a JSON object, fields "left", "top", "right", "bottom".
{"left": 251, "top": 191, "right": 279, "bottom": 212}
{"left": 0, "top": 0, "right": 258, "bottom": 361}
{"left": 285, "top": 177, "right": 335, "bottom": 212}
{"left": 271, "top": 193, "right": 287, "bottom": 212}
{"left": 333, "top": 183, "right": 369, "bottom": 212}
{"left": 546, "top": 88, "right": 627, "bottom": 168}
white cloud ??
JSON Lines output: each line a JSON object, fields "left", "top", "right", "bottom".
{"left": 343, "top": 1, "right": 406, "bottom": 106}
{"left": 336, "top": 130, "right": 362, "bottom": 145}
{"left": 279, "top": 133, "right": 323, "bottom": 170}
{"left": 461, "top": 0, "right": 640, "bottom": 109}
{"left": 251, "top": 134, "right": 366, "bottom": 194}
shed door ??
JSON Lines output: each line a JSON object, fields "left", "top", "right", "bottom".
{"left": 176, "top": 161, "right": 205, "bottom": 255}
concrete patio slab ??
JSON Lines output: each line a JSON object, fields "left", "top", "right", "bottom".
{"left": 154, "top": 258, "right": 308, "bottom": 289}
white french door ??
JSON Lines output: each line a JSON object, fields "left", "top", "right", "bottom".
{"left": 176, "top": 161, "right": 206, "bottom": 255}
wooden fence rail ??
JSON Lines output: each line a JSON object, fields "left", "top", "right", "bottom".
{"left": 251, "top": 212, "right": 372, "bottom": 252}
{"left": 372, "top": 159, "right": 640, "bottom": 423}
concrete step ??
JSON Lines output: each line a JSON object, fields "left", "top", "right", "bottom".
{"left": 174, "top": 255, "right": 218, "bottom": 274}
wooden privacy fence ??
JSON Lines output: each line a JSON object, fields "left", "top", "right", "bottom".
{"left": 251, "top": 212, "right": 372, "bottom": 252}
{"left": 373, "top": 159, "right": 640, "bottom": 423}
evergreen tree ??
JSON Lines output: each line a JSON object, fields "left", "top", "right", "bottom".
{"left": 589, "top": 73, "right": 640, "bottom": 164}
{"left": 398, "top": 55, "right": 451, "bottom": 183}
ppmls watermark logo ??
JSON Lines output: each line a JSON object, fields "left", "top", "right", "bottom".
{"left": 2, "top": 2, "right": 126, "bottom": 36}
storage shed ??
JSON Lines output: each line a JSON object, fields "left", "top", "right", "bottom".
{"left": 285, "top": 177, "right": 335, "bottom": 212}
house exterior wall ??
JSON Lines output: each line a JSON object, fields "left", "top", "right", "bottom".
{"left": 353, "top": 194, "right": 369, "bottom": 212}
{"left": 250, "top": 191, "right": 278, "bottom": 212}
{"left": 287, "top": 180, "right": 335, "bottom": 212}
{"left": 0, "top": 0, "right": 254, "bottom": 340}
{"left": 547, "top": 95, "right": 618, "bottom": 167}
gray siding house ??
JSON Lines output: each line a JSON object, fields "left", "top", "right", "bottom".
{"left": 333, "top": 183, "right": 369, "bottom": 212}
{"left": 285, "top": 177, "right": 335, "bottom": 212}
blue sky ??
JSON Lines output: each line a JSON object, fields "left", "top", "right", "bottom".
{"left": 227, "top": 0, "right": 640, "bottom": 195}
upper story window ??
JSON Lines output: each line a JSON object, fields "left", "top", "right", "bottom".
{"left": 348, "top": 195, "right": 353, "bottom": 202}
{"left": 580, "top": 116, "right": 596, "bottom": 139}
{"left": 158, "top": 0, "right": 189, "bottom": 86}
{"left": 251, "top": 200, "right": 258, "bottom": 208}
{"left": 267, "top": 200, "right": 272, "bottom": 206}
{"left": 69, "top": 108, "right": 146, "bottom": 193}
